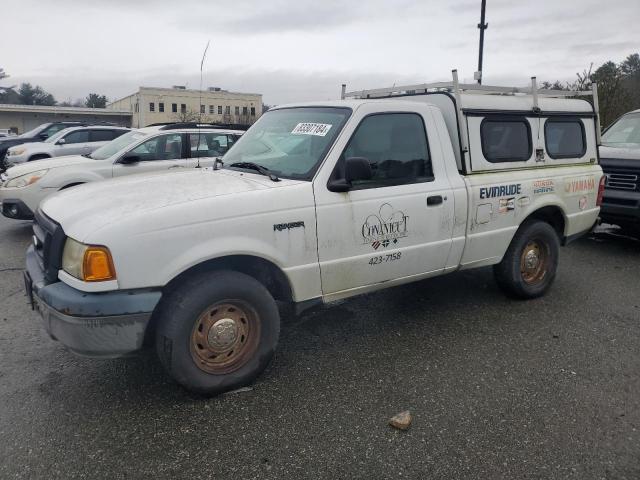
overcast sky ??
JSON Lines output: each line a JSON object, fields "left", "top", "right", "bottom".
{"left": 2, "top": 0, "right": 638, "bottom": 105}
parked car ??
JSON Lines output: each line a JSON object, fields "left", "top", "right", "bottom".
{"left": 3, "top": 125, "right": 130, "bottom": 166}
{"left": 0, "top": 122, "right": 93, "bottom": 170}
{"left": 598, "top": 109, "right": 640, "bottom": 236}
{"left": 0, "top": 125, "right": 243, "bottom": 219}
{"left": 24, "top": 75, "right": 603, "bottom": 395}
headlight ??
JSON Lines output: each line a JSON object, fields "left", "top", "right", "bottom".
{"left": 4, "top": 169, "right": 49, "bottom": 188}
{"left": 62, "top": 237, "right": 117, "bottom": 282}
{"left": 8, "top": 147, "right": 26, "bottom": 156}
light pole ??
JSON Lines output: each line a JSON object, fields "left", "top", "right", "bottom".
{"left": 476, "top": 0, "right": 488, "bottom": 84}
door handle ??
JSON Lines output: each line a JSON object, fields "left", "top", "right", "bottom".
{"left": 427, "top": 195, "right": 443, "bottom": 206}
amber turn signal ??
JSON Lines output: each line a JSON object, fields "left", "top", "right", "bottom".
{"left": 82, "top": 247, "right": 116, "bottom": 282}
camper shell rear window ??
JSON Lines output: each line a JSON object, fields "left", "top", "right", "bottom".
{"left": 544, "top": 118, "right": 586, "bottom": 159}
{"left": 480, "top": 117, "right": 532, "bottom": 163}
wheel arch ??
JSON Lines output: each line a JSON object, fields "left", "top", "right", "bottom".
{"left": 144, "top": 254, "right": 293, "bottom": 349}
{"left": 28, "top": 153, "right": 51, "bottom": 161}
{"left": 521, "top": 205, "right": 567, "bottom": 240}
{"left": 59, "top": 182, "right": 85, "bottom": 190}
{"left": 163, "top": 254, "right": 294, "bottom": 303}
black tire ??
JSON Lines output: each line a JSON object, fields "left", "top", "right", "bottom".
{"left": 493, "top": 220, "right": 560, "bottom": 299}
{"left": 28, "top": 154, "right": 50, "bottom": 162}
{"left": 155, "top": 270, "right": 280, "bottom": 395}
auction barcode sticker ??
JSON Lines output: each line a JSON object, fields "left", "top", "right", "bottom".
{"left": 291, "top": 123, "right": 332, "bottom": 136}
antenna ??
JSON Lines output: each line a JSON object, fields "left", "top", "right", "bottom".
{"left": 196, "top": 40, "right": 210, "bottom": 169}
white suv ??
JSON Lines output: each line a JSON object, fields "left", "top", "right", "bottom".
{"left": 4, "top": 126, "right": 130, "bottom": 165}
{"left": 0, "top": 125, "right": 243, "bottom": 219}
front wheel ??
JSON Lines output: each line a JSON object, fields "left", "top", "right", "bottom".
{"left": 155, "top": 270, "right": 280, "bottom": 395}
{"left": 493, "top": 220, "right": 560, "bottom": 299}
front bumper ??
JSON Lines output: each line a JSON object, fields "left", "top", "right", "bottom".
{"left": 25, "top": 246, "right": 162, "bottom": 358}
{"left": 600, "top": 189, "right": 640, "bottom": 227}
{"left": 1, "top": 198, "right": 34, "bottom": 220}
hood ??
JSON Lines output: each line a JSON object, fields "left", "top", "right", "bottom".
{"left": 41, "top": 168, "right": 302, "bottom": 239}
{"left": 5, "top": 155, "right": 95, "bottom": 178}
{"left": 599, "top": 144, "right": 640, "bottom": 160}
{"left": 8, "top": 141, "right": 46, "bottom": 151}
{"left": 0, "top": 137, "right": 25, "bottom": 147}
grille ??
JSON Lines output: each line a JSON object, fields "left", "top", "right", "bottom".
{"left": 601, "top": 161, "right": 640, "bottom": 192}
{"left": 33, "top": 209, "right": 65, "bottom": 284}
{"left": 606, "top": 172, "right": 638, "bottom": 191}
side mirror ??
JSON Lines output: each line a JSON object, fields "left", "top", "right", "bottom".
{"left": 56, "top": 138, "right": 66, "bottom": 145}
{"left": 119, "top": 153, "right": 140, "bottom": 165}
{"left": 327, "top": 157, "right": 372, "bottom": 192}
{"left": 39, "top": 133, "right": 48, "bottom": 140}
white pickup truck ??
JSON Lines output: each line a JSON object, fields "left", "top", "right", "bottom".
{"left": 24, "top": 73, "right": 604, "bottom": 395}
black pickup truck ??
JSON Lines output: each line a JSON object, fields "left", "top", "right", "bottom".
{"left": 599, "top": 110, "right": 640, "bottom": 237}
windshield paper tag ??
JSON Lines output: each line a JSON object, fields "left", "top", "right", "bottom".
{"left": 291, "top": 123, "right": 332, "bottom": 136}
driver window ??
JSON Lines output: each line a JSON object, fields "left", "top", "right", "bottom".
{"left": 339, "top": 113, "right": 433, "bottom": 189}
{"left": 63, "top": 130, "right": 90, "bottom": 144}
{"left": 130, "top": 134, "right": 183, "bottom": 161}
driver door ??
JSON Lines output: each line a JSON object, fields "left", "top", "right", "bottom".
{"left": 112, "top": 133, "right": 194, "bottom": 177}
{"left": 313, "top": 107, "right": 455, "bottom": 296}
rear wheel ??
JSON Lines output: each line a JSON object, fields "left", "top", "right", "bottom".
{"left": 493, "top": 220, "right": 560, "bottom": 299}
{"left": 155, "top": 270, "right": 280, "bottom": 395}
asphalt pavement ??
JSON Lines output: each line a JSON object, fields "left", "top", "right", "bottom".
{"left": 0, "top": 215, "right": 638, "bottom": 479}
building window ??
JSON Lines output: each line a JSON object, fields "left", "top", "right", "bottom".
{"left": 135, "top": 102, "right": 139, "bottom": 113}
{"left": 159, "top": 102, "right": 165, "bottom": 112}
{"left": 250, "top": 107, "right": 256, "bottom": 116}
{"left": 218, "top": 106, "right": 223, "bottom": 115}
{"left": 149, "top": 102, "right": 155, "bottom": 112}
{"left": 172, "top": 103, "right": 177, "bottom": 113}
{"left": 242, "top": 106, "right": 248, "bottom": 115}
{"left": 209, "top": 105, "right": 214, "bottom": 114}
{"left": 181, "top": 104, "right": 186, "bottom": 113}
{"left": 235, "top": 106, "right": 240, "bottom": 116}
{"left": 225, "top": 106, "right": 230, "bottom": 114}
{"left": 200, "top": 104, "right": 205, "bottom": 114}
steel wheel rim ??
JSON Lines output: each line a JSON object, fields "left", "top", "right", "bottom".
{"left": 190, "top": 301, "right": 260, "bottom": 375}
{"left": 520, "top": 239, "right": 549, "bottom": 285}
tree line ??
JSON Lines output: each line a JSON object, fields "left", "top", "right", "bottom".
{"left": 0, "top": 68, "right": 108, "bottom": 108}
{"left": 542, "top": 52, "right": 639, "bottom": 128}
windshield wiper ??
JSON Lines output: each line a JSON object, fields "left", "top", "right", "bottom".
{"left": 228, "top": 162, "right": 280, "bottom": 182}
{"left": 82, "top": 153, "right": 93, "bottom": 158}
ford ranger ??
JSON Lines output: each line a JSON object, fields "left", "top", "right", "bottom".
{"left": 24, "top": 73, "right": 604, "bottom": 395}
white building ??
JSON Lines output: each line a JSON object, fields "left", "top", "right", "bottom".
{"left": 107, "top": 86, "right": 262, "bottom": 128}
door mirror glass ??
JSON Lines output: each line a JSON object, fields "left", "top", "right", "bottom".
{"left": 120, "top": 153, "right": 140, "bottom": 164}
{"left": 328, "top": 157, "right": 373, "bottom": 192}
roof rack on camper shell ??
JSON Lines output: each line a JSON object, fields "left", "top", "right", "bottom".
{"left": 340, "top": 69, "right": 602, "bottom": 145}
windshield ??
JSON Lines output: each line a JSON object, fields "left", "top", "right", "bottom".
{"left": 89, "top": 130, "right": 148, "bottom": 160}
{"left": 602, "top": 113, "right": 640, "bottom": 146}
{"left": 223, "top": 107, "right": 351, "bottom": 179}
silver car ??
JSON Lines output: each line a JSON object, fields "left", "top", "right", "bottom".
{"left": 4, "top": 126, "right": 130, "bottom": 165}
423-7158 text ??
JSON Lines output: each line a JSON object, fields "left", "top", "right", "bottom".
{"left": 369, "top": 252, "right": 402, "bottom": 265}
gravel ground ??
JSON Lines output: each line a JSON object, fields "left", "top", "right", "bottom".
{"left": 0, "top": 215, "right": 638, "bottom": 479}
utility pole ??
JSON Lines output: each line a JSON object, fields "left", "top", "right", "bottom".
{"left": 476, "top": 0, "right": 488, "bottom": 84}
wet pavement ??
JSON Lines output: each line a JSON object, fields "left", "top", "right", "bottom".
{"left": 0, "top": 216, "right": 639, "bottom": 479}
